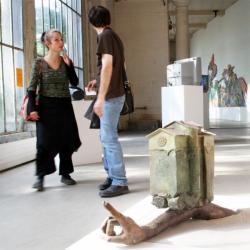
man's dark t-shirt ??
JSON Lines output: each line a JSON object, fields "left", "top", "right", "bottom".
{"left": 96, "top": 27, "right": 125, "bottom": 99}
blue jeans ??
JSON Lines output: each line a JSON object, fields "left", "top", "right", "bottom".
{"left": 100, "top": 95, "right": 128, "bottom": 186}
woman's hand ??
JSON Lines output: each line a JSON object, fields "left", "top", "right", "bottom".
{"left": 29, "top": 111, "right": 40, "bottom": 121}
{"left": 62, "top": 54, "right": 71, "bottom": 66}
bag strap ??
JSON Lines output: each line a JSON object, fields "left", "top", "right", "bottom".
{"left": 122, "top": 66, "right": 128, "bottom": 84}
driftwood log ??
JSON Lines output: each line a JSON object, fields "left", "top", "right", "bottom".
{"left": 101, "top": 201, "right": 237, "bottom": 245}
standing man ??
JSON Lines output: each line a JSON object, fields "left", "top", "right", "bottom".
{"left": 87, "top": 5, "right": 129, "bottom": 197}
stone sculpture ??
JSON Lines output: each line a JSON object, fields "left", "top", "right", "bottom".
{"left": 148, "top": 121, "right": 214, "bottom": 210}
{"left": 101, "top": 121, "right": 236, "bottom": 245}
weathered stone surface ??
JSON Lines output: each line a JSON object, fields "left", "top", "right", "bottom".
{"left": 147, "top": 121, "right": 215, "bottom": 210}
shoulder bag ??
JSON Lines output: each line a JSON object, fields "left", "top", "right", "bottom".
{"left": 120, "top": 67, "right": 134, "bottom": 116}
{"left": 69, "top": 86, "right": 85, "bottom": 101}
{"left": 19, "top": 59, "right": 43, "bottom": 121}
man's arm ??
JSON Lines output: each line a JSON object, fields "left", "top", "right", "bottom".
{"left": 94, "top": 53, "right": 113, "bottom": 117}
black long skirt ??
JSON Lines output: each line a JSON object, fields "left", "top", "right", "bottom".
{"left": 36, "top": 96, "right": 81, "bottom": 176}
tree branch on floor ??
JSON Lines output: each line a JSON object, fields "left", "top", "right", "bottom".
{"left": 101, "top": 201, "right": 237, "bottom": 245}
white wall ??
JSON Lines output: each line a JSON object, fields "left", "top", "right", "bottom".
{"left": 114, "top": 0, "right": 169, "bottom": 120}
{"left": 190, "top": 0, "right": 250, "bottom": 126}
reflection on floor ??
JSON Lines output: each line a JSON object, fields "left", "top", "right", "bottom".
{"left": 1, "top": 129, "right": 250, "bottom": 250}
{"left": 210, "top": 119, "right": 250, "bottom": 128}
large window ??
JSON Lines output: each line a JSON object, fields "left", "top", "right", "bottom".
{"left": 35, "top": 0, "right": 84, "bottom": 88}
{"left": 0, "top": 0, "right": 24, "bottom": 134}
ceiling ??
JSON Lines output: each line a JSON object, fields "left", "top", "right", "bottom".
{"left": 168, "top": 0, "right": 239, "bottom": 40}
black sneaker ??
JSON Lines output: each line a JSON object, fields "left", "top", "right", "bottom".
{"left": 98, "top": 177, "right": 112, "bottom": 190}
{"left": 61, "top": 175, "right": 77, "bottom": 185}
{"left": 99, "top": 185, "right": 129, "bottom": 197}
{"left": 32, "top": 176, "right": 44, "bottom": 191}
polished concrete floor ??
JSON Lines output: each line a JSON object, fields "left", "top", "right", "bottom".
{"left": 1, "top": 129, "right": 250, "bottom": 250}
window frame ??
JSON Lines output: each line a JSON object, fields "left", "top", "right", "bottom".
{"left": 0, "top": 0, "right": 24, "bottom": 134}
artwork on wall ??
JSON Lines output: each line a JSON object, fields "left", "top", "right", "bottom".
{"left": 208, "top": 54, "right": 248, "bottom": 107}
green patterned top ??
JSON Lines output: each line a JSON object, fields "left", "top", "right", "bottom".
{"left": 28, "top": 58, "right": 71, "bottom": 98}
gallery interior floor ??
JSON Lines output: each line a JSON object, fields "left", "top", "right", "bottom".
{"left": 1, "top": 128, "right": 250, "bottom": 250}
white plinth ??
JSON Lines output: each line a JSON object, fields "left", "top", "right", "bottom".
{"left": 161, "top": 86, "right": 204, "bottom": 128}
{"left": 72, "top": 100, "right": 102, "bottom": 165}
{"left": 0, "top": 138, "right": 36, "bottom": 171}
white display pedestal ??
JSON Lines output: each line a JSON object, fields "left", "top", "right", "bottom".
{"left": 72, "top": 100, "right": 102, "bottom": 165}
{"left": 0, "top": 138, "right": 36, "bottom": 171}
{"left": 161, "top": 86, "right": 205, "bottom": 128}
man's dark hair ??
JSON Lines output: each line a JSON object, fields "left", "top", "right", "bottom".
{"left": 88, "top": 5, "right": 111, "bottom": 27}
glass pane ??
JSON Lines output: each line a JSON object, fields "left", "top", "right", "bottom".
{"left": 77, "top": 16, "right": 83, "bottom": 68}
{"left": 1, "top": 0, "right": 12, "bottom": 45}
{"left": 43, "top": 0, "right": 50, "bottom": 31}
{"left": 56, "top": 0, "right": 62, "bottom": 31}
{"left": 73, "top": 12, "right": 78, "bottom": 66}
{"left": 14, "top": 50, "right": 24, "bottom": 128}
{"left": 78, "top": 69, "right": 84, "bottom": 89}
{"left": 0, "top": 46, "right": 4, "bottom": 133}
{"left": 67, "top": 9, "right": 73, "bottom": 60}
{"left": 71, "top": 0, "right": 76, "bottom": 11}
{"left": 35, "top": 0, "right": 44, "bottom": 56}
{"left": 12, "top": 0, "right": 23, "bottom": 49}
{"left": 62, "top": 3, "right": 68, "bottom": 49}
{"left": 75, "top": 68, "right": 78, "bottom": 78}
{"left": 77, "top": 0, "right": 81, "bottom": 14}
{"left": 50, "top": 0, "right": 56, "bottom": 29}
{"left": 67, "top": 0, "right": 72, "bottom": 7}
{"left": 2, "top": 47, "right": 15, "bottom": 132}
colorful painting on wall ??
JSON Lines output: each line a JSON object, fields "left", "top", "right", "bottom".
{"left": 208, "top": 54, "right": 248, "bottom": 107}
